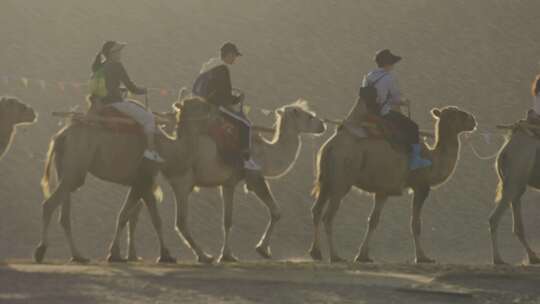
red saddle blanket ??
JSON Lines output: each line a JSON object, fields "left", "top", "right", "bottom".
{"left": 207, "top": 116, "right": 242, "bottom": 158}
{"left": 96, "top": 107, "right": 142, "bottom": 134}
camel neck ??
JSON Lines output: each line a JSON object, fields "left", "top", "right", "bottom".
{"left": 0, "top": 123, "right": 14, "bottom": 157}
{"left": 259, "top": 114, "right": 301, "bottom": 178}
{"left": 429, "top": 124, "right": 460, "bottom": 186}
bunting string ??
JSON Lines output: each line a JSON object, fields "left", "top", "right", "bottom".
{"left": 0, "top": 75, "right": 176, "bottom": 97}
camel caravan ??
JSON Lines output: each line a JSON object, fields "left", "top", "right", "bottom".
{"left": 0, "top": 41, "right": 536, "bottom": 266}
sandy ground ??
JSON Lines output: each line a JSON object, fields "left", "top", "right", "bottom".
{"left": 2, "top": 1, "right": 540, "bottom": 303}
{"left": 1, "top": 261, "right": 540, "bottom": 304}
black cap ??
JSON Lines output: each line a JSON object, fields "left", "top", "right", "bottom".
{"left": 374, "top": 49, "right": 402, "bottom": 67}
{"left": 221, "top": 42, "right": 242, "bottom": 57}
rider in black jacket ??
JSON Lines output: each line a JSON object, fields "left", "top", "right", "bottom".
{"left": 193, "top": 42, "right": 260, "bottom": 171}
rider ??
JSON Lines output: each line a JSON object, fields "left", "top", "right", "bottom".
{"left": 90, "top": 40, "right": 164, "bottom": 163}
{"left": 361, "top": 49, "right": 431, "bottom": 170}
{"left": 192, "top": 42, "right": 260, "bottom": 171}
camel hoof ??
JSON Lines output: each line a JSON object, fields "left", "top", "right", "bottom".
{"left": 354, "top": 255, "right": 374, "bottom": 264}
{"left": 33, "top": 244, "right": 47, "bottom": 264}
{"left": 218, "top": 253, "right": 239, "bottom": 263}
{"left": 493, "top": 258, "right": 508, "bottom": 266}
{"left": 255, "top": 245, "right": 272, "bottom": 259}
{"left": 197, "top": 254, "right": 215, "bottom": 265}
{"left": 309, "top": 247, "right": 323, "bottom": 261}
{"left": 127, "top": 255, "right": 144, "bottom": 262}
{"left": 330, "top": 255, "right": 346, "bottom": 264}
{"left": 415, "top": 256, "right": 436, "bottom": 264}
{"left": 70, "top": 256, "right": 90, "bottom": 264}
{"left": 156, "top": 255, "right": 176, "bottom": 264}
{"left": 106, "top": 253, "right": 127, "bottom": 263}
{"left": 528, "top": 255, "right": 540, "bottom": 265}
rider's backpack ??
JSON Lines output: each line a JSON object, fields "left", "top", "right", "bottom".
{"left": 192, "top": 71, "right": 212, "bottom": 99}
{"left": 359, "top": 73, "right": 389, "bottom": 115}
{"left": 89, "top": 67, "right": 108, "bottom": 98}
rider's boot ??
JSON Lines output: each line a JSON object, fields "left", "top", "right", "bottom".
{"left": 144, "top": 133, "right": 165, "bottom": 163}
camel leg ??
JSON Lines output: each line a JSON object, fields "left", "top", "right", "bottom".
{"left": 309, "top": 192, "right": 329, "bottom": 261}
{"left": 126, "top": 200, "right": 144, "bottom": 262}
{"left": 324, "top": 192, "right": 347, "bottom": 263}
{"left": 511, "top": 198, "right": 540, "bottom": 264}
{"left": 34, "top": 184, "right": 70, "bottom": 263}
{"left": 489, "top": 196, "right": 510, "bottom": 265}
{"left": 107, "top": 187, "right": 142, "bottom": 263}
{"left": 355, "top": 194, "right": 388, "bottom": 263}
{"left": 411, "top": 186, "right": 434, "bottom": 264}
{"left": 58, "top": 198, "right": 89, "bottom": 263}
{"left": 140, "top": 190, "right": 176, "bottom": 264}
{"left": 248, "top": 173, "right": 281, "bottom": 259}
{"left": 170, "top": 177, "right": 214, "bottom": 264}
{"left": 218, "top": 185, "right": 239, "bottom": 263}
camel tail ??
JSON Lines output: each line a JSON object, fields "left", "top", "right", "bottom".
{"left": 153, "top": 184, "right": 163, "bottom": 203}
{"left": 41, "top": 131, "right": 66, "bottom": 198}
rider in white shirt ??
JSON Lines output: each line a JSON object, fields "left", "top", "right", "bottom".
{"left": 361, "top": 49, "right": 431, "bottom": 170}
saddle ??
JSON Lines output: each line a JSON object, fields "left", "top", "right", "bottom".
{"left": 207, "top": 112, "right": 243, "bottom": 167}
{"left": 342, "top": 114, "right": 400, "bottom": 141}
{"left": 84, "top": 98, "right": 143, "bottom": 134}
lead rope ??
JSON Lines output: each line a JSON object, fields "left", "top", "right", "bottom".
{"left": 463, "top": 133, "right": 501, "bottom": 161}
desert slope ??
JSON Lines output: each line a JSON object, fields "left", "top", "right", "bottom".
{"left": 1, "top": 0, "right": 540, "bottom": 266}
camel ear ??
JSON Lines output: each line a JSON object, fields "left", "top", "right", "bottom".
{"left": 431, "top": 108, "right": 441, "bottom": 118}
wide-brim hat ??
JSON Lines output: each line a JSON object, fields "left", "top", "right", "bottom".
{"left": 375, "top": 49, "right": 402, "bottom": 66}
{"left": 109, "top": 41, "right": 127, "bottom": 53}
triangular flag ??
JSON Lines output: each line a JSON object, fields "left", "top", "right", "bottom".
{"left": 21, "top": 77, "right": 29, "bottom": 88}
{"left": 58, "top": 82, "right": 65, "bottom": 92}
{"left": 260, "top": 109, "right": 272, "bottom": 116}
{"left": 244, "top": 105, "right": 251, "bottom": 115}
{"left": 39, "top": 80, "right": 46, "bottom": 90}
{"left": 159, "top": 88, "right": 169, "bottom": 96}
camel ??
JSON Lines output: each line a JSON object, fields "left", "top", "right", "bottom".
{"left": 122, "top": 99, "right": 326, "bottom": 263}
{"left": 0, "top": 97, "right": 37, "bottom": 159}
{"left": 308, "top": 102, "right": 476, "bottom": 263}
{"left": 34, "top": 98, "right": 325, "bottom": 264}
{"left": 489, "top": 127, "right": 540, "bottom": 265}
{"left": 33, "top": 98, "right": 210, "bottom": 264}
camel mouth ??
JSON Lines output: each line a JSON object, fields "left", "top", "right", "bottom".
{"left": 21, "top": 110, "right": 38, "bottom": 124}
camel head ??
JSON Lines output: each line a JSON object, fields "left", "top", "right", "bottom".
{"left": 0, "top": 97, "right": 37, "bottom": 126}
{"left": 431, "top": 106, "right": 477, "bottom": 136}
{"left": 275, "top": 99, "right": 326, "bottom": 135}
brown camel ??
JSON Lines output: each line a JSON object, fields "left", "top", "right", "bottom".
{"left": 123, "top": 99, "right": 327, "bottom": 263}
{"left": 489, "top": 128, "right": 540, "bottom": 265}
{"left": 33, "top": 98, "right": 210, "bottom": 264}
{"left": 0, "top": 97, "right": 37, "bottom": 159}
{"left": 308, "top": 103, "right": 476, "bottom": 263}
